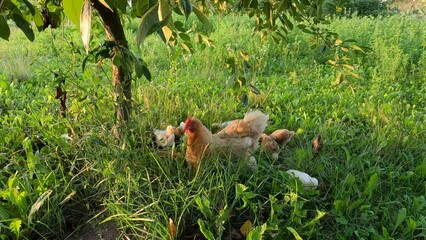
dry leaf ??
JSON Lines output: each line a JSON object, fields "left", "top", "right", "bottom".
{"left": 312, "top": 134, "right": 323, "bottom": 157}
{"left": 169, "top": 218, "right": 176, "bottom": 240}
{"left": 240, "top": 220, "right": 252, "bottom": 236}
{"left": 80, "top": 0, "right": 92, "bottom": 55}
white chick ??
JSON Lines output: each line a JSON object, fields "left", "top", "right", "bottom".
{"left": 154, "top": 125, "right": 176, "bottom": 148}
{"left": 286, "top": 169, "right": 319, "bottom": 189}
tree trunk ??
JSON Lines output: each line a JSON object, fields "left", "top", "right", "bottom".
{"left": 92, "top": 0, "right": 131, "bottom": 138}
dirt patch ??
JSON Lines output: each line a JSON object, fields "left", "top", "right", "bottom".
{"left": 65, "top": 221, "right": 121, "bottom": 240}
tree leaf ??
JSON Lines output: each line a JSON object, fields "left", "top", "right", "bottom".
{"left": 63, "top": 0, "right": 84, "bottom": 26}
{"left": 137, "top": 2, "right": 171, "bottom": 46}
{"left": 180, "top": 0, "right": 192, "bottom": 19}
{"left": 192, "top": 6, "right": 212, "bottom": 33}
{"left": 0, "top": 15, "right": 10, "bottom": 40}
{"left": 10, "top": 13, "right": 34, "bottom": 41}
{"left": 33, "top": 8, "right": 45, "bottom": 31}
{"left": 98, "top": 0, "right": 113, "bottom": 12}
{"left": 158, "top": 0, "right": 174, "bottom": 43}
{"left": 80, "top": 0, "right": 92, "bottom": 55}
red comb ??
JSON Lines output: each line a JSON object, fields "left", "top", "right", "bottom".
{"left": 184, "top": 116, "right": 192, "bottom": 127}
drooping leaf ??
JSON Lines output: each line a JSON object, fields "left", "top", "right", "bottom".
{"left": 249, "top": 84, "right": 260, "bottom": 95}
{"left": 331, "top": 72, "right": 343, "bottom": 86}
{"left": 241, "top": 93, "right": 248, "bottom": 106}
{"left": 192, "top": 6, "right": 213, "bottom": 33}
{"left": 180, "top": 41, "right": 193, "bottom": 53}
{"left": 63, "top": 0, "right": 84, "bottom": 26}
{"left": 28, "top": 190, "right": 52, "bottom": 224}
{"left": 33, "top": 8, "right": 45, "bottom": 31}
{"left": 98, "top": 0, "right": 113, "bottom": 12}
{"left": 0, "top": 15, "right": 10, "bottom": 40}
{"left": 80, "top": 0, "right": 92, "bottom": 54}
{"left": 136, "top": 2, "right": 171, "bottom": 46}
{"left": 179, "top": 0, "right": 192, "bottom": 19}
{"left": 158, "top": 0, "right": 174, "bottom": 43}
{"left": 10, "top": 13, "right": 34, "bottom": 41}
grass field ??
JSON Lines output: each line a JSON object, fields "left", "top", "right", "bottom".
{"left": 0, "top": 12, "right": 425, "bottom": 239}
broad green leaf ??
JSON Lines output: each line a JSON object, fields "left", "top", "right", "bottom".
{"left": 197, "top": 219, "right": 215, "bottom": 240}
{"left": 179, "top": 32, "right": 191, "bottom": 42}
{"left": 287, "top": 227, "right": 303, "bottom": 240}
{"left": 0, "top": 15, "right": 10, "bottom": 40}
{"left": 192, "top": 6, "right": 212, "bottom": 33}
{"left": 247, "top": 223, "right": 266, "bottom": 240}
{"left": 240, "top": 220, "right": 252, "bottom": 236}
{"left": 363, "top": 173, "right": 378, "bottom": 199}
{"left": 235, "top": 183, "right": 248, "bottom": 198}
{"left": 10, "top": 13, "right": 34, "bottom": 41}
{"left": 80, "top": 0, "right": 92, "bottom": 54}
{"left": 63, "top": 0, "right": 84, "bottom": 26}
{"left": 22, "top": 0, "right": 36, "bottom": 15}
{"left": 180, "top": 42, "right": 193, "bottom": 53}
{"left": 393, "top": 208, "right": 407, "bottom": 233}
{"left": 33, "top": 9, "right": 45, "bottom": 31}
{"left": 331, "top": 72, "right": 343, "bottom": 86}
{"left": 137, "top": 2, "right": 170, "bottom": 46}
{"left": 179, "top": 0, "right": 192, "bottom": 19}
{"left": 158, "top": 0, "right": 173, "bottom": 43}
{"left": 195, "top": 195, "right": 212, "bottom": 218}
{"left": 241, "top": 93, "right": 249, "bottom": 106}
{"left": 9, "top": 219, "right": 22, "bottom": 237}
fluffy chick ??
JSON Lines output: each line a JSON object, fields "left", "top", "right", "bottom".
{"left": 270, "top": 129, "right": 295, "bottom": 145}
{"left": 153, "top": 125, "right": 176, "bottom": 148}
{"left": 260, "top": 133, "right": 280, "bottom": 160}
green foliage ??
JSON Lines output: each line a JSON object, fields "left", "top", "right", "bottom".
{"left": 1, "top": 13, "right": 426, "bottom": 239}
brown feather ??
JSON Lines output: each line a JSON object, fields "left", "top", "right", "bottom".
{"left": 270, "top": 129, "right": 295, "bottom": 145}
{"left": 260, "top": 133, "right": 280, "bottom": 159}
{"left": 184, "top": 110, "right": 269, "bottom": 166}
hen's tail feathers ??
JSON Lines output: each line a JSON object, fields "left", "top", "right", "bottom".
{"left": 244, "top": 110, "right": 269, "bottom": 131}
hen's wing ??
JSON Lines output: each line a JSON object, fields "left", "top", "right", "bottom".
{"left": 215, "top": 110, "right": 268, "bottom": 140}
{"left": 211, "top": 110, "right": 268, "bottom": 159}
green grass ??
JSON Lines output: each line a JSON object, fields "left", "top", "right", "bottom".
{"left": 1, "top": 13, "right": 425, "bottom": 239}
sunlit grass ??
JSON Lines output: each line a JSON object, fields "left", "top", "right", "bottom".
{"left": 0, "top": 13, "right": 425, "bottom": 239}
